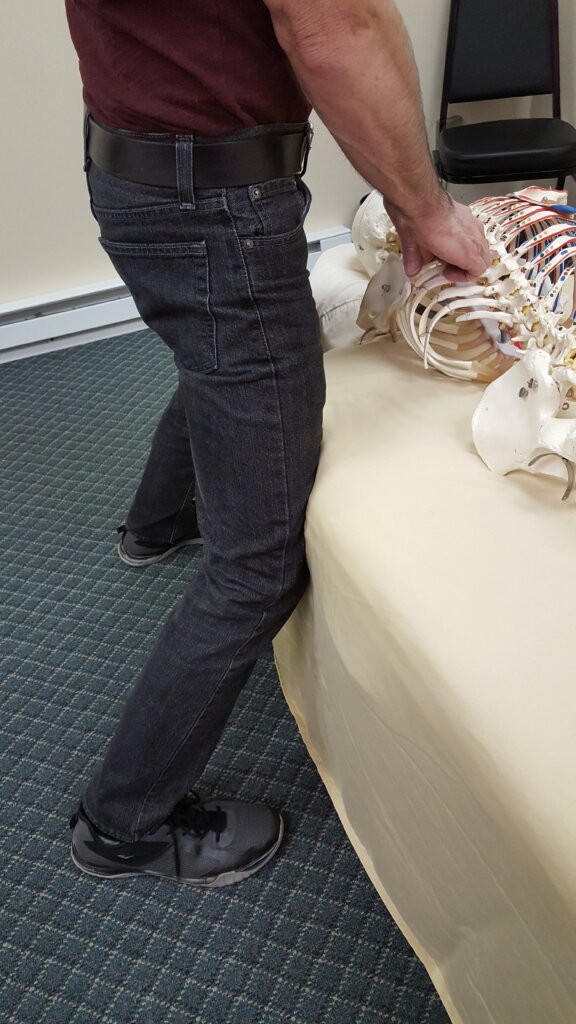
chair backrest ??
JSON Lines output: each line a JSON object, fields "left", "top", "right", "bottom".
{"left": 439, "top": 0, "right": 561, "bottom": 130}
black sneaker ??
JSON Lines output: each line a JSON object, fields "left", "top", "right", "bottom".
{"left": 70, "top": 793, "right": 284, "bottom": 887}
{"left": 117, "top": 523, "right": 203, "bottom": 567}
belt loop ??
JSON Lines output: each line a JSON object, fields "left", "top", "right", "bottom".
{"left": 83, "top": 106, "right": 91, "bottom": 173}
{"left": 300, "top": 123, "right": 314, "bottom": 177}
{"left": 176, "top": 134, "right": 196, "bottom": 210}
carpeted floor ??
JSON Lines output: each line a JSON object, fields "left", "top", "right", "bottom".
{"left": 0, "top": 331, "right": 450, "bottom": 1024}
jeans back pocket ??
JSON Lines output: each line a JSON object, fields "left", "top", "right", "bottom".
{"left": 99, "top": 238, "right": 218, "bottom": 373}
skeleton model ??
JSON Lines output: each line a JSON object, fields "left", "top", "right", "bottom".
{"left": 352, "top": 188, "right": 576, "bottom": 499}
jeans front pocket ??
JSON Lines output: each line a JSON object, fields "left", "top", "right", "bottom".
{"left": 226, "top": 176, "right": 312, "bottom": 246}
{"left": 99, "top": 238, "right": 218, "bottom": 373}
{"left": 248, "top": 177, "right": 311, "bottom": 242}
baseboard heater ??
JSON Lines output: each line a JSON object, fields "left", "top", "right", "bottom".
{"left": 0, "top": 226, "right": 351, "bottom": 364}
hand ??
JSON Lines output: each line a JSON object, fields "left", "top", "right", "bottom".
{"left": 387, "top": 193, "right": 491, "bottom": 283}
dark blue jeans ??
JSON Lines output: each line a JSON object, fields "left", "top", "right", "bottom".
{"left": 81, "top": 122, "right": 325, "bottom": 842}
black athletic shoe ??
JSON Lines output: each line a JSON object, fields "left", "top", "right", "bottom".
{"left": 70, "top": 793, "right": 284, "bottom": 887}
{"left": 116, "top": 523, "right": 203, "bottom": 567}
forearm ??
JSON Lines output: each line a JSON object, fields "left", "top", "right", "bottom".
{"left": 265, "top": 0, "right": 489, "bottom": 280}
{"left": 265, "top": 0, "right": 446, "bottom": 218}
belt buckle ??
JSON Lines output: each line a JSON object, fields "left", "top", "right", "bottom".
{"left": 300, "top": 123, "right": 314, "bottom": 176}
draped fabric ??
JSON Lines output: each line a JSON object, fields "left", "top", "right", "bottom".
{"left": 274, "top": 338, "right": 576, "bottom": 1024}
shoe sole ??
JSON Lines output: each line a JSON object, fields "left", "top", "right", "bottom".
{"left": 117, "top": 537, "right": 203, "bottom": 568}
{"left": 71, "top": 815, "right": 284, "bottom": 887}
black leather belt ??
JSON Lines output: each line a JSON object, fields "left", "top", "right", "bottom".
{"left": 85, "top": 115, "right": 313, "bottom": 188}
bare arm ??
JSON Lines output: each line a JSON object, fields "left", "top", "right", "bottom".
{"left": 263, "top": 0, "right": 490, "bottom": 281}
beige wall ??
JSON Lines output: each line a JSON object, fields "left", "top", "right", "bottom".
{"left": 1, "top": 0, "right": 575, "bottom": 305}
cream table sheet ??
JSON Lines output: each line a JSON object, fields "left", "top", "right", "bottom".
{"left": 273, "top": 339, "right": 576, "bottom": 1024}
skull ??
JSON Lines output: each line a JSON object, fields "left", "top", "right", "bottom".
{"left": 351, "top": 190, "right": 399, "bottom": 277}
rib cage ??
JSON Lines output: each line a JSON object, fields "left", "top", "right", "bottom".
{"left": 383, "top": 189, "right": 576, "bottom": 382}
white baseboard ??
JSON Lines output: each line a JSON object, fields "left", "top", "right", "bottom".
{"left": 0, "top": 226, "right": 351, "bottom": 364}
{"left": 306, "top": 225, "right": 352, "bottom": 268}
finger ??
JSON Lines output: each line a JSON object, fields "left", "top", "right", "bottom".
{"left": 467, "top": 243, "right": 491, "bottom": 276}
{"left": 403, "top": 245, "right": 424, "bottom": 277}
{"left": 441, "top": 264, "right": 476, "bottom": 283}
{"left": 397, "top": 227, "right": 424, "bottom": 277}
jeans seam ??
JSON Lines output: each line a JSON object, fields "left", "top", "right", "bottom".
{"left": 222, "top": 193, "right": 291, "bottom": 601}
{"left": 88, "top": 203, "right": 182, "bottom": 219}
{"left": 169, "top": 480, "right": 195, "bottom": 543}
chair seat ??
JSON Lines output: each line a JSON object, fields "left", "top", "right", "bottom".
{"left": 438, "top": 117, "right": 576, "bottom": 177}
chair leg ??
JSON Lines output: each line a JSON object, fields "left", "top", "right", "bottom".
{"left": 557, "top": 176, "right": 566, "bottom": 190}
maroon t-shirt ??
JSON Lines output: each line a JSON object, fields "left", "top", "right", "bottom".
{"left": 65, "top": 0, "right": 311, "bottom": 135}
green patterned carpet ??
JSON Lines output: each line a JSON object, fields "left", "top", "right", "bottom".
{"left": 0, "top": 331, "right": 450, "bottom": 1024}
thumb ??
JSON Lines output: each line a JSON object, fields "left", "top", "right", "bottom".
{"left": 395, "top": 223, "right": 423, "bottom": 278}
{"left": 402, "top": 239, "right": 423, "bottom": 278}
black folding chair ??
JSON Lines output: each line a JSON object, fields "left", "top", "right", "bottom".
{"left": 434, "top": 0, "right": 576, "bottom": 188}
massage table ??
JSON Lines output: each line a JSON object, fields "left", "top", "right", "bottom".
{"left": 273, "top": 270, "right": 576, "bottom": 1022}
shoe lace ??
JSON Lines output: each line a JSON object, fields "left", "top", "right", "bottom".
{"left": 166, "top": 792, "right": 227, "bottom": 878}
{"left": 168, "top": 792, "right": 227, "bottom": 841}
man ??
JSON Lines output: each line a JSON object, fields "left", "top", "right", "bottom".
{"left": 66, "top": 0, "right": 490, "bottom": 887}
